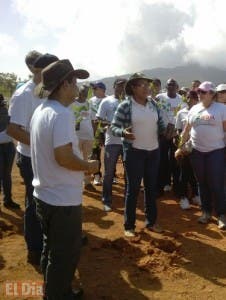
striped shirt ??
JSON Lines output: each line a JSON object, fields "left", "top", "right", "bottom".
{"left": 110, "top": 97, "right": 165, "bottom": 150}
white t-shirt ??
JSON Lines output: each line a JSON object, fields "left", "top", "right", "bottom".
{"left": 188, "top": 102, "right": 226, "bottom": 152}
{"left": 8, "top": 80, "right": 44, "bottom": 157}
{"left": 71, "top": 100, "right": 94, "bottom": 141}
{"left": 0, "top": 130, "right": 13, "bottom": 144}
{"left": 89, "top": 96, "right": 105, "bottom": 120}
{"left": 131, "top": 98, "right": 159, "bottom": 151}
{"left": 175, "top": 107, "right": 189, "bottom": 131}
{"left": 96, "top": 95, "right": 122, "bottom": 145}
{"left": 156, "top": 92, "right": 184, "bottom": 126}
{"left": 30, "top": 100, "right": 83, "bottom": 206}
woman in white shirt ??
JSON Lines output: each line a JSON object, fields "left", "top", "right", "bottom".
{"left": 176, "top": 82, "right": 226, "bottom": 229}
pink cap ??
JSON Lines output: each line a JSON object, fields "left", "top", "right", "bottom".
{"left": 198, "top": 81, "right": 215, "bottom": 92}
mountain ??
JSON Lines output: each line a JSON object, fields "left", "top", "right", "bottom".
{"left": 95, "top": 64, "right": 226, "bottom": 94}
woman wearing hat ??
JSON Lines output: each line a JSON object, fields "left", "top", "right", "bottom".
{"left": 176, "top": 81, "right": 226, "bottom": 229}
{"left": 111, "top": 72, "right": 165, "bottom": 237}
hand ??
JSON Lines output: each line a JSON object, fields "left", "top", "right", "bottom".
{"left": 175, "top": 148, "right": 184, "bottom": 161}
{"left": 123, "top": 126, "right": 135, "bottom": 140}
{"left": 87, "top": 160, "right": 99, "bottom": 174}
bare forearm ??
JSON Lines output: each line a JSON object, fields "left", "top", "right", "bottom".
{"left": 7, "top": 124, "right": 30, "bottom": 145}
{"left": 57, "top": 152, "right": 89, "bottom": 171}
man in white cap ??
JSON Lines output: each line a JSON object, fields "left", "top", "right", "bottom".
{"left": 7, "top": 51, "right": 59, "bottom": 266}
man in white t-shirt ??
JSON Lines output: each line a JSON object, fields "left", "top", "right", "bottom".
{"left": 30, "top": 59, "right": 98, "bottom": 299}
{"left": 7, "top": 52, "right": 59, "bottom": 266}
{"left": 71, "top": 84, "right": 95, "bottom": 190}
{"left": 156, "top": 78, "right": 184, "bottom": 196}
{"left": 96, "top": 78, "right": 127, "bottom": 211}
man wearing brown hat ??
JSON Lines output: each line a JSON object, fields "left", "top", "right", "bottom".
{"left": 7, "top": 51, "right": 59, "bottom": 266}
{"left": 30, "top": 59, "right": 98, "bottom": 300}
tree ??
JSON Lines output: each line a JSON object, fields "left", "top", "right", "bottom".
{"left": 0, "top": 72, "right": 19, "bottom": 97}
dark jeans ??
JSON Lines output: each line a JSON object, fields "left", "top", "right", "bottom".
{"left": 178, "top": 156, "right": 199, "bottom": 198}
{"left": 0, "top": 142, "right": 15, "bottom": 203}
{"left": 102, "top": 144, "right": 123, "bottom": 205}
{"left": 158, "top": 138, "right": 180, "bottom": 194}
{"left": 91, "top": 146, "right": 102, "bottom": 177}
{"left": 35, "top": 198, "right": 82, "bottom": 300}
{"left": 16, "top": 152, "right": 42, "bottom": 252}
{"left": 124, "top": 147, "right": 160, "bottom": 230}
{"left": 190, "top": 148, "right": 226, "bottom": 216}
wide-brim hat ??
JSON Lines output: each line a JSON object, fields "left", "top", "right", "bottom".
{"left": 35, "top": 59, "right": 89, "bottom": 98}
{"left": 125, "top": 72, "right": 152, "bottom": 96}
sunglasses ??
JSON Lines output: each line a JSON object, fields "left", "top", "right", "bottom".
{"left": 197, "top": 90, "right": 208, "bottom": 95}
{"left": 218, "top": 90, "right": 226, "bottom": 94}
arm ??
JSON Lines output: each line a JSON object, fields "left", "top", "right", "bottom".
{"left": 223, "top": 120, "right": 226, "bottom": 132}
{"left": 54, "top": 143, "right": 98, "bottom": 173}
{"left": 7, "top": 123, "right": 30, "bottom": 145}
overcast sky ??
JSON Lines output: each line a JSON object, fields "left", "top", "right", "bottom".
{"left": 1, "top": 0, "right": 226, "bottom": 80}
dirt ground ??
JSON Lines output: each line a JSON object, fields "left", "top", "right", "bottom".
{"left": 0, "top": 160, "right": 226, "bottom": 300}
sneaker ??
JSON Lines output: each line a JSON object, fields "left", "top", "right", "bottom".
{"left": 192, "top": 195, "right": 201, "bottom": 206}
{"left": 103, "top": 204, "right": 112, "bottom": 212}
{"left": 4, "top": 200, "right": 20, "bottom": 209}
{"left": 93, "top": 175, "right": 102, "bottom": 186}
{"left": 163, "top": 185, "right": 171, "bottom": 192}
{"left": 147, "top": 224, "right": 163, "bottom": 233}
{"left": 180, "top": 197, "right": 191, "bottom": 210}
{"left": 218, "top": 215, "right": 226, "bottom": 230}
{"left": 112, "top": 177, "right": 118, "bottom": 184}
{"left": 198, "top": 212, "right": 211, "bottom": 224}
{"left": 84, "top": 183, "right": 97, "bottom": 192}
{"left": 124, "top": 229, "right": 135, "bottom": 237}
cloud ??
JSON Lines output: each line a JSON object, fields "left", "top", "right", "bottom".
{"left": 0, "top": 33, "right": 19, "bottom": 56}
{"left": 120, "top": 2, "right": 193, "bottom": 72}
{"left": 9, "top": 0, "right": 226, "bottom": 79}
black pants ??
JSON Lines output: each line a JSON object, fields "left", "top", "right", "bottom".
{"left": 16, "top": 152, "right": 43, "bottom": 251}
{"left": 178, "top": 156, "right": 198, "bottom": 198}
{"left": 35, "top": 198, "right": 82, "bottom": 300}
{"left": 0, "top": 142, "right": 15, "bottom": 203}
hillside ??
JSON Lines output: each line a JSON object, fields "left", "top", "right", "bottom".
{"left": 96, "top": 64, "right": 226, "bottom": 94}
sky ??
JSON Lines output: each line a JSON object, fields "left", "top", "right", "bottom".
{"left": 1, "top": 0, "right": 226, "bottom": 81}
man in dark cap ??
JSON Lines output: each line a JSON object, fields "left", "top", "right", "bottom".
{"left": 155, "top": 78, "right": 184, "bottom": 196}
{"left": 30, "top": 59, "right": 98, "bottom": 300}
{"left": 7, "top": 51, "right": 59, "bottom": 266}
{"left": 96, "top": 78, "right": 127, "bottom": 211}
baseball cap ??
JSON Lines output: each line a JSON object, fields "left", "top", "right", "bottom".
{"left": 33, "top": 53, "right": 59, "bottom": 69}
{"left": 216, "top": 83, "right": 226, "bottom": 92}
{"left": 113, "top": 78, "right": 127, "bottom": 87}
{"left": 197, "top": 81, "right": 216, "bottom": 92}
{"left": 90, "top": 82, "right": 106, "bottom": 90}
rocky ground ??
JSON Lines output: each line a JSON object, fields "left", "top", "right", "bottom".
{"left": 0, "top": 161, "right": 226, "bottom": 299}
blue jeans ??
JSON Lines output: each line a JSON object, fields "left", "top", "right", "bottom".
{"left": 190, "top": 148, "right": 226, "bottom": 216}
{"left": 124, "top": 147, "right": 160, "bottom": 230}
{"left": 102, "top": 144, "right": 123, "bottom": 205}
{"left": 0, "top": 142, "right": 15, "bottom": 203}
{"left": 35, "top": 198, "right": 82, "bottom": 300}
{"left": 16, "top": 152, "right": 43, "bottom": 252}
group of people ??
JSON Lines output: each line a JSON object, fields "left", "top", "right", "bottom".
{"left": 1, "top": 49, "right": 226, "bottom": 299}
